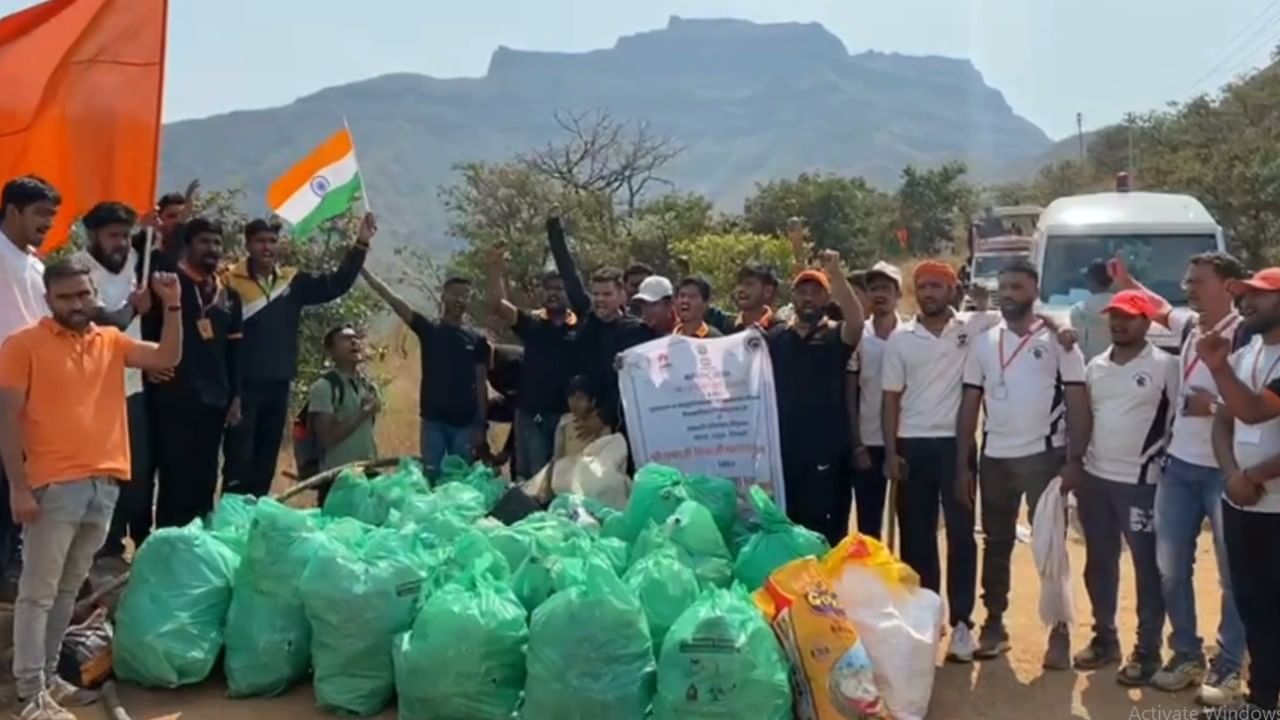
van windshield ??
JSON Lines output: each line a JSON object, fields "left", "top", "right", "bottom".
{"left": 973, "top": 252, "right": 1030, "bottom": 281}
{"left": 1041, "top": 233, "right": 1218, "bottom": 307}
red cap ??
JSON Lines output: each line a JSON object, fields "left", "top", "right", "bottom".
{"left": 1228, "top": 268, "right": 1280, "bottom": 295}
{"left": 792, "top": 269, "right": 831, "bottom": 291}
{"left": 1103, "top": 290, "right": 1159, "bottom": 319}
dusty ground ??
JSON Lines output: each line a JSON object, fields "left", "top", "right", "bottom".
{"left": 92, "top": 523, "right": 1223, "bottom": 720}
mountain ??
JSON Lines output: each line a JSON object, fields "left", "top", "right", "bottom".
{"left": 159, "top": 16, "right": 1052, "bottom": 253}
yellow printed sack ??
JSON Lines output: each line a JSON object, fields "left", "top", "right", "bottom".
{"left": 754, "top": 557, "right": 888, "bottom": 720}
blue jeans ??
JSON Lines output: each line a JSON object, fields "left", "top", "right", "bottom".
{"left": 1154, "top": 456, "right": 1245, "bottom": 672}
{"left": 420, "top": 421, "right": 476, "bottom": 475}
{"left": 514, "top": 410, "right": 559, "bottom": 481}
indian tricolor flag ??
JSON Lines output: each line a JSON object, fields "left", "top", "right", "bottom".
{"left": 267, "top": 127, "right": 365, "bottom": 238}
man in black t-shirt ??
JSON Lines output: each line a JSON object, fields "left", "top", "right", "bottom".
{"left": 362, "top": 269, "right": 490, "bottom": 473}
{"left": 766, "top": 250, "right": 865, "bottom": 544}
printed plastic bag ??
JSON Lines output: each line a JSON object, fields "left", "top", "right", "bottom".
{"left": 1032, "top": 476, "right": 1074, "bottom": 627}
{"left": 735, "top": 486, "right": 830, "bottom": 590}
{"left": 223, "top": 499, "right": 325, "bottom": 697}
{"left": 394, "top": 560, "right": 528, "bottom": 719}
{"left": 300, "top": 522, "right": 428, "bottom": 716}
{"left": 113, "top": 522, "right": 240, "bottom": 688}
{"left": 623, "top": 544, "right": 700, "bottom": 652}
{"left": 755, "top": 557, "right": 887, "bottom": 720}
{"left": 521, "top": 561, "right": 656, "bottom": 719}
{"left": 654, "top": 587, "right": 792, "bottom": 719}
{"left": 822, "top": 535, "right": 944, "bottom": 720}
{"left": 632, "top": 501, "right": 732, "bottom": 589}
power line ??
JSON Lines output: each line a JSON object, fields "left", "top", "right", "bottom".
{"left": 1185, "top": 0, "right": 1280, "bottom": 94}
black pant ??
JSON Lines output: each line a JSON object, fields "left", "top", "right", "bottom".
{"left": 896, "top": 437, "right": 976, "bottom": 628}
{"left": 153, "top": 393, "right": 225, "bottom": 529}
{"left": 784, "top": 454, "right": 850, "bottom": 547}
{"left": 0, "top": 458, "right": 18, "bottom": 581}
{"left": 222, "top": 378, "right": 291, "bottom": 497}
{"left": 979, "top": 448, "right": 1064, "bottom": 623}
{"left": 1223, "top": 501, "right": 1280, "bottom": 710}
{"left": 100, "top": 393, "right": 156, "bottom": 557}
{"left": 851, "top": 446, "right": 889, "bottom": 539}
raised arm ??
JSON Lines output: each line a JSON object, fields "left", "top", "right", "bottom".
{"left": 546, "top": 216, "right": 590, "bottom": 317}
{"left": 1110, "top": 255, "right": 1175, "bottom": 328}
{"left": 485, "top": 246, "right": 520, "bottom": 328}
{"left": 293, "top": 213, "right": 375, "bottom": 305}
{"left": 1201, "top": 331, "right": 1280, "bottom": 424}
{"left": 124, "top": 273, "right": 183, "bottom": 371}
{"left": 361, "top": 267, "right": 418, "bottom": 325}
{"left": 818, "top": 250, "right": 865, "bottom": 347}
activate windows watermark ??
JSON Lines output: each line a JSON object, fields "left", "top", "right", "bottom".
{"left": 1130, "top": 708, "right": 1280, "bottom": 720}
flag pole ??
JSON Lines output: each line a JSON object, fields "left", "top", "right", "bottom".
{"left": 140, "top": 226, "right": 154, "bottom": 288}
{"left": 342, "top": 116, "right": 372, "bottom": 213}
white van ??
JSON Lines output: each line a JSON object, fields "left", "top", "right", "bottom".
{"left": 1034, "top": 183, "right": 1225, "bottom": 350}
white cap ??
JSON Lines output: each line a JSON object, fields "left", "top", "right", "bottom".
{"left": 865, "top": 261, "right": 903, "bottom": 288}
{"left": 633, "top": 275, "right": 674, "bottom": 303}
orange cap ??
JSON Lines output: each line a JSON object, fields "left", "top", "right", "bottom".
{"left": 792, "top": 269, "right": 831, "bottom": 291}
{"left": 1228, "top": 268, "right": 1280, "bottom": 295}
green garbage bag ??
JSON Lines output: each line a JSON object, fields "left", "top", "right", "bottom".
{"left": 593, "top": 537, "right": 629, "bottom": 576}
{"left": 370, "top": 458, "right": 430, "bottom": 513}
{"left": 437, "top": 454, "right": 472, "bottom": 484}
{"left": 206, "top": 494, "right": 256, "bottom": 555}
{"left": 223, "top": 499, "right": 325, "bottom": 697}
{"left": 734, "top": 486, "right": 830, "bottom": 590}
{"left": 632, "top": 502, "right": 733, "bottom": 589}
{"left": 623, "top": 544, "right": 700, "bottom": 653}
{"left": 510, "top": 552, "right": 554, "bottom": 613}
{"left": 394, "top": 561, "right": 528, "bottom": 719}
{"left": 682, "top": 474, "right": 739, "bottom": 546}
{"left": 397, "top": 482, "right": 487, "bottom": 546}
{"left": 653, "top": 587, "right": 792, "bottom": 720}
{"left": 618, "top": 464, "right": 691, "bottom": 542}
{"left": 521, "top": 561, "right": 656, "bottom": 719}
{"left": 322, "top": 468, "right": 389, "bottom": 526}
{"left": 113, "top": 522, "right": 240, "bottom": 688}
{"left": 458, "top": 463, "right": 507, "bottom": 511}
{"left": 300, "top": 522, "right": 428, "bottom": 716}
{"left": 548, "top": 493, "right": 619, "bottom": 529}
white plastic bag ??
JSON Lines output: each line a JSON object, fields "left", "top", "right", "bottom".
{"left": 1031, "top": 476, "right": 1074, "bottom": 626}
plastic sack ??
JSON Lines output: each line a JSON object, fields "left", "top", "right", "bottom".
{"left": 623, "top": 544, "right": 700, "bottom": 652}
{"left": 206, "top": 494, "right": 256, "bottom": 555}
{"left": 511, "top": 553, "right": 555, "bottom": 613}
{"left": 735, "top": 486, "right": 830, "bottom": 590}
{"left": 370, "top": 458, "right": 430, "bottom": 513}
{"left": 632, "top": 501, "right": 732, "bottom": 589}
{"left": 223, "top": 499, "right": 324, "bottom": 697}
{"left": 821, "top": 535, "right": 943, "bottom": 720}
{"left": 455, "top": 462, "right": 507, "bottom": 511}
{"left": 617, "top": 464, "right": 692, "bottom": 542}
{"left": 654, "top": 587, "right": 792, "bottom": 719}
{"left": 394, "top": 561, "right": 528, "bottom": 719}
{"left": 1032, "top": 476, "right": 1074, "bottom": 627}
{"left": 113, "top": 522, "right": 240, "bottom": 688}
{"left": 322, "top": 468, "right": 389, "bottom": 526}
{"left": 437, "top": 454, "right": 472, "bottom": 483}
{"left": 521, "top": 561, "right": 656, "bottom": 719}
{"left": 300, "top": 522, "right": 428, "bottom": 716}
{"left": 548, "top": 493, "right": 621, "bottom": 529}
{"left": 682, "top": 473, "right": 739, "bottom": 546}
{"left": 755, "top": 557, "right": 887, "bottom": 720}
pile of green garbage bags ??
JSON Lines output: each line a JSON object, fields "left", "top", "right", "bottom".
{"left": 112, "top": 460, "right": 831, "bottom": 718}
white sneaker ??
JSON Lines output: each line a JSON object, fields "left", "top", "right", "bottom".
{"left": 1196, "top": 668, "right": 1246, "bottom": 707}
{"left": 946, "top": 623, "right": 976, "bottom": 663}
{"left": 12, "top": 691, "right": 75, "bottom": 720}
{"left": 46, "top": 675, "right": 100, "bottom": 708}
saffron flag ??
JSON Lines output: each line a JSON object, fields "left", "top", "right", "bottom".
{"left": 0, "top": 0, "right": 168, "bottom": 253}
{"left": 266, "top": 128, "right": 364, "bottom": 239}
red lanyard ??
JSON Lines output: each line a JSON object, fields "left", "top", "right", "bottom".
{"left": 1250, "top": 344, "right": 1280, "bottom": 391}
{"left": 1183, "top": 313, "right": 1240, "bottom": 382}
{"left": 999, "top": 321, "right": 1043, "bottom": 375}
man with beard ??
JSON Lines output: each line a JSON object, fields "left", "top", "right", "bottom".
{"left": 881, "top": 260, "right": 1001, "bottom": 664}
{"left": 1112, "top": 253, "right": 1250, "bottom": 704}
{"left": 848, "top": 261, "right": 903, "bottom": 539}
{"left": 362, "top": 269, "right": 490, "bottom": 473}
{"left": 0, "top": 259, "right": 181, "bottom": 718}
{"left": 633, "top": 275, "right": 677, "bottom": 336}
{"left": 132, "top": 182, "right": 198, "bottom": 274}
{"left": 75, "top": 203, "right": 157, "bottom": 562}
{"left": 220, "top": 213, "right": 375, "bottom": 497}
{"left": 546, "top": 215, "right": 655, "bottom": 432}
{"left": 1072, "top": 290, "right": 1177, "bottom": 687}
{"left": 957, "top": 259, "right": 1089, "bottom": 669}
{"left": 674, "top": 276, "right": 722, "bottom": 338}
{"left": 0, "top": 176, "right": 59, "bottom": 600}
{"left": 730, "top": 263, "right": 780, "bottom": 332}
{"left": 767, "top": 250, "right": 865, "bottom": 544}
{"left": 1197, "top": 268, "right": 1280, "bottom": 715}
{"left": 486, "top": 247, "right": 577, "bottom": 479}
{"left": 144, "top": 218, "right": 244, "bottom": 529}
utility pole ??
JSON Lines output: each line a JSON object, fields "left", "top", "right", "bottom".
{"left": 1076, "top": 112, "right": 1086, "bottom": 164}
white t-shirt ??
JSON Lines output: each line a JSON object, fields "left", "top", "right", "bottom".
{"left": 848, "top": 316, "right": 900, "bottom": 448}
{"left": 962, "top": 320, "right": 1087, "bottom": 458}
{"left": 881, "top": 310, "right": 1001, "bottom": 439}
{"left": 0, "top": 231, "right": 48, "bottom": 343}
{"left": 1084, "top": 343, "right": 1180, "bottom": 484}
{"left": 1166, "top": 311, "right": 1243, "bottom": 468}
{"left": 79, "top": 249, "right": 144, "bottom": 397}
{"left": 1229, "top": 338, "right": 1280, "bottom": 514}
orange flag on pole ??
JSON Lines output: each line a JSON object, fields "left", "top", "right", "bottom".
{"left": 0, "top": 0, "right": 168, "bottom": 253}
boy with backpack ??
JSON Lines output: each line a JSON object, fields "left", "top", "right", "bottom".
{"left": 294, "top": 326, "right": 380, "bottom": 502}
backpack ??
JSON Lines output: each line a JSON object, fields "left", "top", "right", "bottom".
{"left": 292, "top": 370, "right": 346, "bottom": 480}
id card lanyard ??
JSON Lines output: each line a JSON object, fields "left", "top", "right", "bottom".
{"left": 992, "top": 321, "right": 1043, "bottom": 400}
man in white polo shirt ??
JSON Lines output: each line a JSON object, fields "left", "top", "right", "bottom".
{"left": 956, "top": 259, "right": 1090, "bottom": 670}
{"left": 848, "top": 260, "right": 902, "bottom": 539}
{"left": 1200, "top": 267, "right": 1280, "bottom": 715}
{"left": 1112, "top": 252, "right": 1250, "bottom": 704}
{"left": 0, "top": 175, "right": 59, "bottom": 601}
{"left": 1071, "top": 290, "right": 1178, "bottom": 687}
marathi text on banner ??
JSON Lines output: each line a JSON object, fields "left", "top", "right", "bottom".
{"left": 617, "top": 328, "right": 786, "bottom": 511}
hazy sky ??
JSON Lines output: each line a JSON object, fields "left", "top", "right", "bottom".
{"left": 7, "top": 0, "right": 1278, "bottom": 138}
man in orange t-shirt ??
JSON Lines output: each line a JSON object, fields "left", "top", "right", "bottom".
{"left": 0, "top": 258, "right": 181, "bottom": 719}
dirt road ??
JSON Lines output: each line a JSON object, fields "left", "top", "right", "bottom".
{"left": 98, "top": 525, "right": 1223, "bottom": 720}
